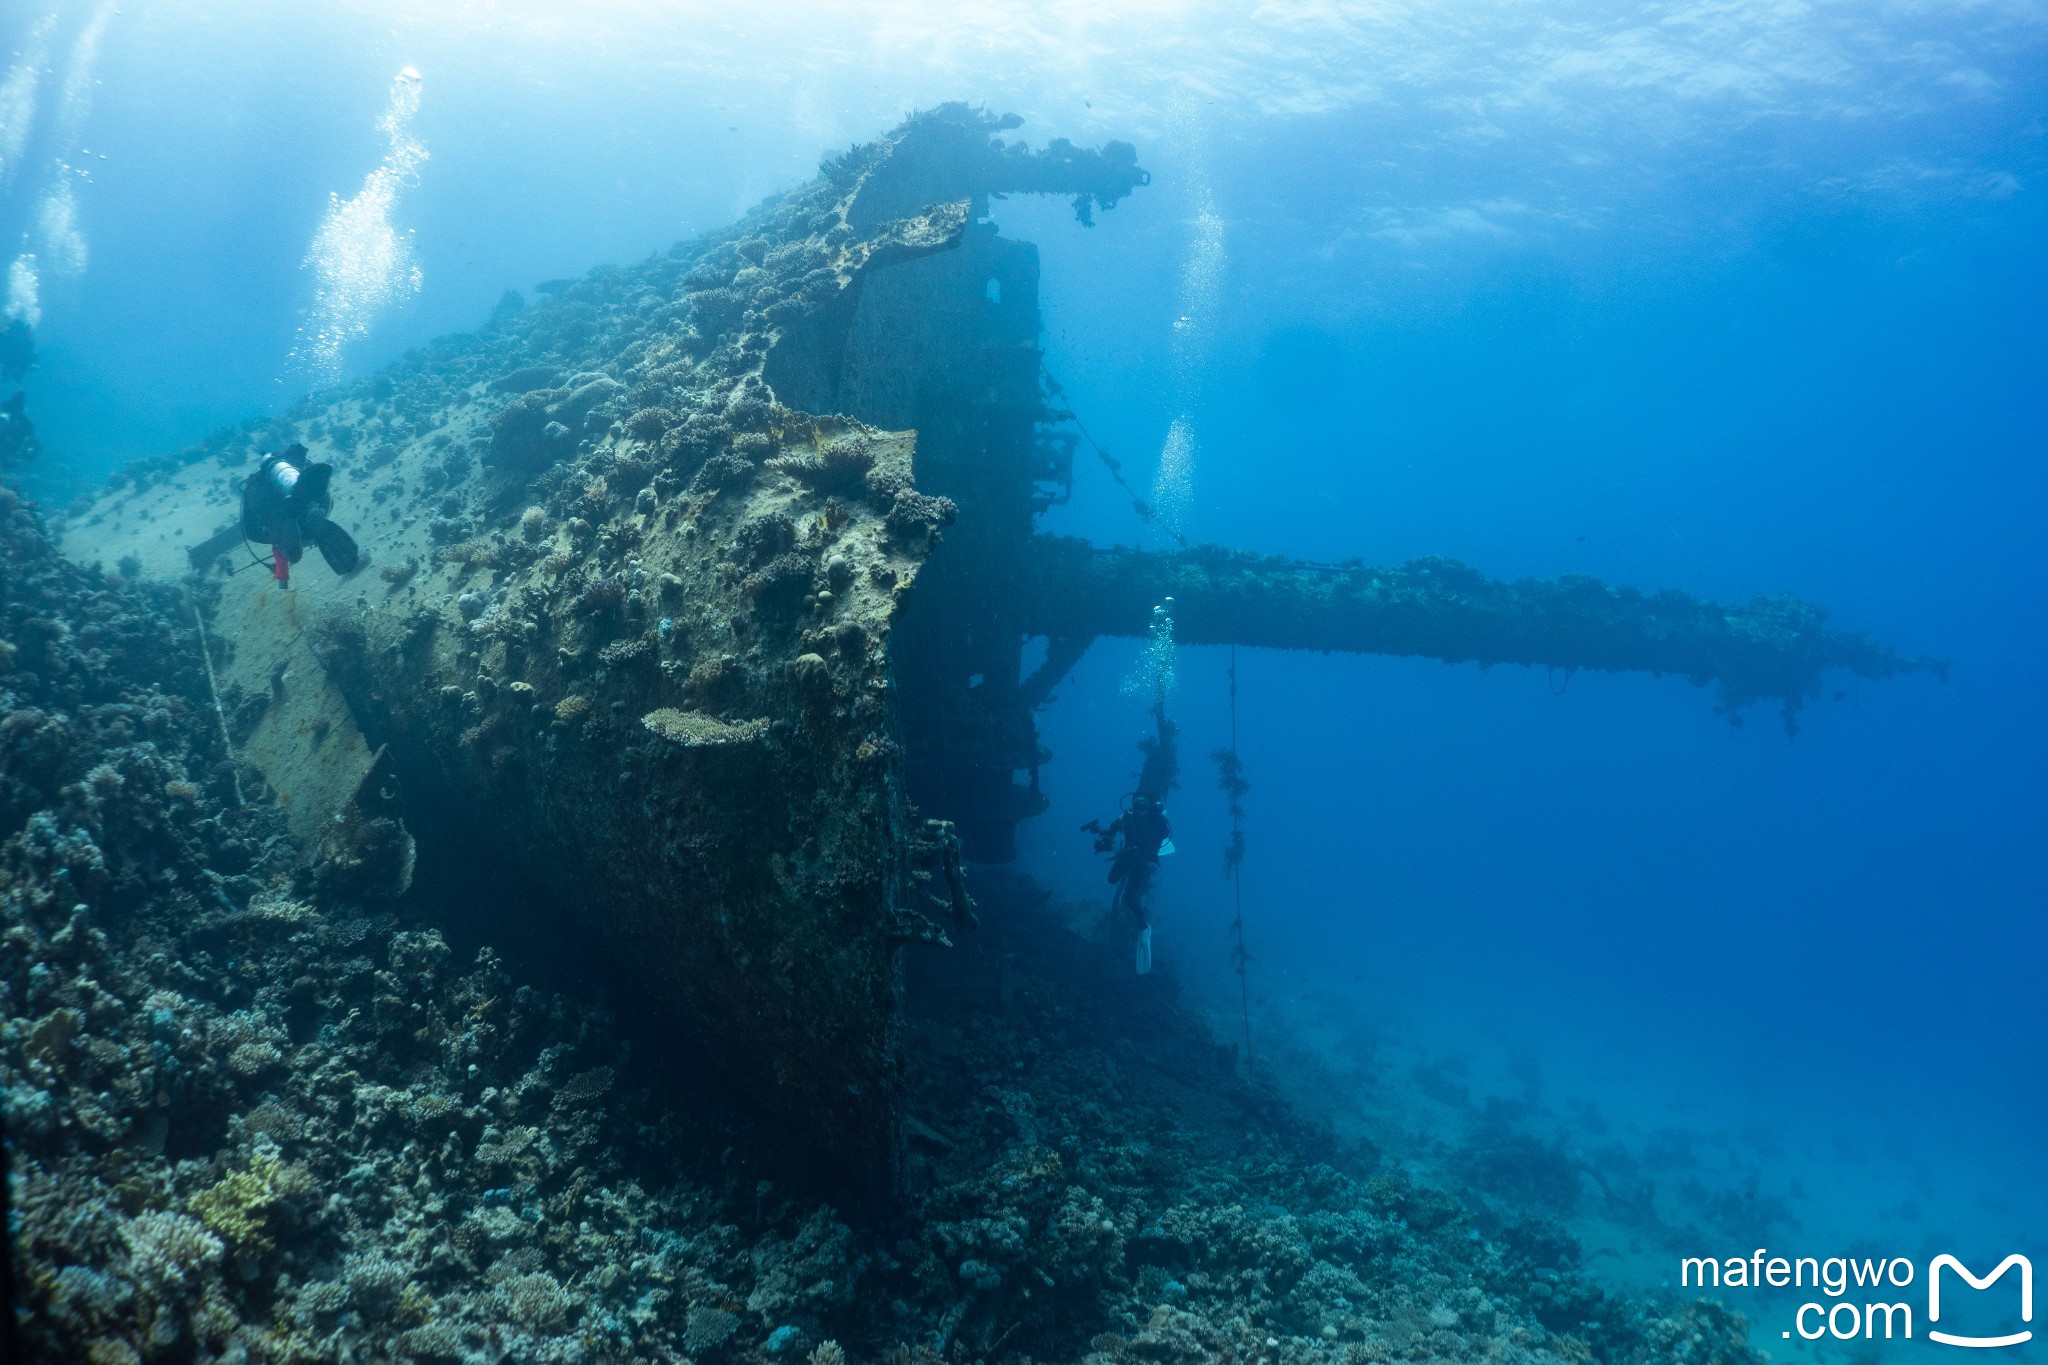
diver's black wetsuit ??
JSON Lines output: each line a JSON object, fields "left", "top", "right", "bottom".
{"left": 0, "top": 394, "right": 34, "bottom": 469}
{"left": 0, "top": 318, "right": 32, "bottom": 386}
{"left": 1089, "top": 795, "right": 1172, "bottom": 930}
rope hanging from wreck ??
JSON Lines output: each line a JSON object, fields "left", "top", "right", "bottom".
{"left": 1215, "top": 645, "right": 1253, "bottom": 1067}
{"left": 1041, "top": 364, "right": 1190, "bottom": 550}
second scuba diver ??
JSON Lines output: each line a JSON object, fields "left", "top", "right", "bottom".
{"left": 1084, "top": 790, "right": 1175, "bottom": 974}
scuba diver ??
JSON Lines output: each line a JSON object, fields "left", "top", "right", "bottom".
{"left": 187, "top": 444, "right": 360, "bottom": 586}
{"left": 1086, "top": 598, "right": 1182, "bottom": 974}
{"left": 2, "top": 320, "right": 39, "bottom": 469}
{"left": 0, "top": 392, "right": 36, "bottom": 470}
{"left": 0, "top": 317, "right": 32, "bottom": 385}
{"left": 1084, "top": 783, "right": 1176, "bottom": 974}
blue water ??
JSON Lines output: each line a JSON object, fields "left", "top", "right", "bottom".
{"left": 8, "top": 1, "right": 2044, "bottom": 1352}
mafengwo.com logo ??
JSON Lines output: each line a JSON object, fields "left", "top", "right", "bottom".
{"left": 1681, "top": 1250, "right": 2033, "bottom": 1348}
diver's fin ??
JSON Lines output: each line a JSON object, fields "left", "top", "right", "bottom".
{"left": 314, "top": 519, "right": 361, "bottom": 575}
{"left": 1134, "top": 925, "right": 1152, "bottom": 975}
{"left": 1158, "top": 838, "right": 1175, "bottom": 857}
{"left": 186, "top": 523, "right": 245, "bottom": 571}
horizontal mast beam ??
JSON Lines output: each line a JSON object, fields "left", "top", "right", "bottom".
{"left": 1020, "top": 537, "right": 1939, "bottom": 727}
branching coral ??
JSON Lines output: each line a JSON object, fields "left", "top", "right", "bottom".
{"left": 641, "top": 708, "right": 769, "bottom": 747}
{"left": 187, "top": 1151, "right": 310, "bottom": 1258}
{"left": 767, "top": 440, "right": 875, "bottom": 498}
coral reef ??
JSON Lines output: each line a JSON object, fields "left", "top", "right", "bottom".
{"left": 4, "top": 492, "right": 1769, "bottom": 1361}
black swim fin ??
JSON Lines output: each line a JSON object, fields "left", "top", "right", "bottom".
{"left": 187, "top": 523, "right": 245, "bottom": 570}
{"left": 314, "top": 518, "right": 360, "bottom": 575}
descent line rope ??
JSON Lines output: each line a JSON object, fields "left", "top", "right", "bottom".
{"left": 1041, "top": 363, "right": 1190, "bottom": 550}
{"left": 1221, "top": 644, "right": 1253, "bottom": 1066}
{"left": 192, "top": 601, "right": 245, "bottom": 807}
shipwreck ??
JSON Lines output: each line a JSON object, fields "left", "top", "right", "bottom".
{"left": 58, "top": 106, "right": 1932, "bottom": 1192}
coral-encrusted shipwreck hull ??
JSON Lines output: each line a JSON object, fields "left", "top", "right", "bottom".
{"left": 59, "top": 106, "right": 1931, "bottom": 1190}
